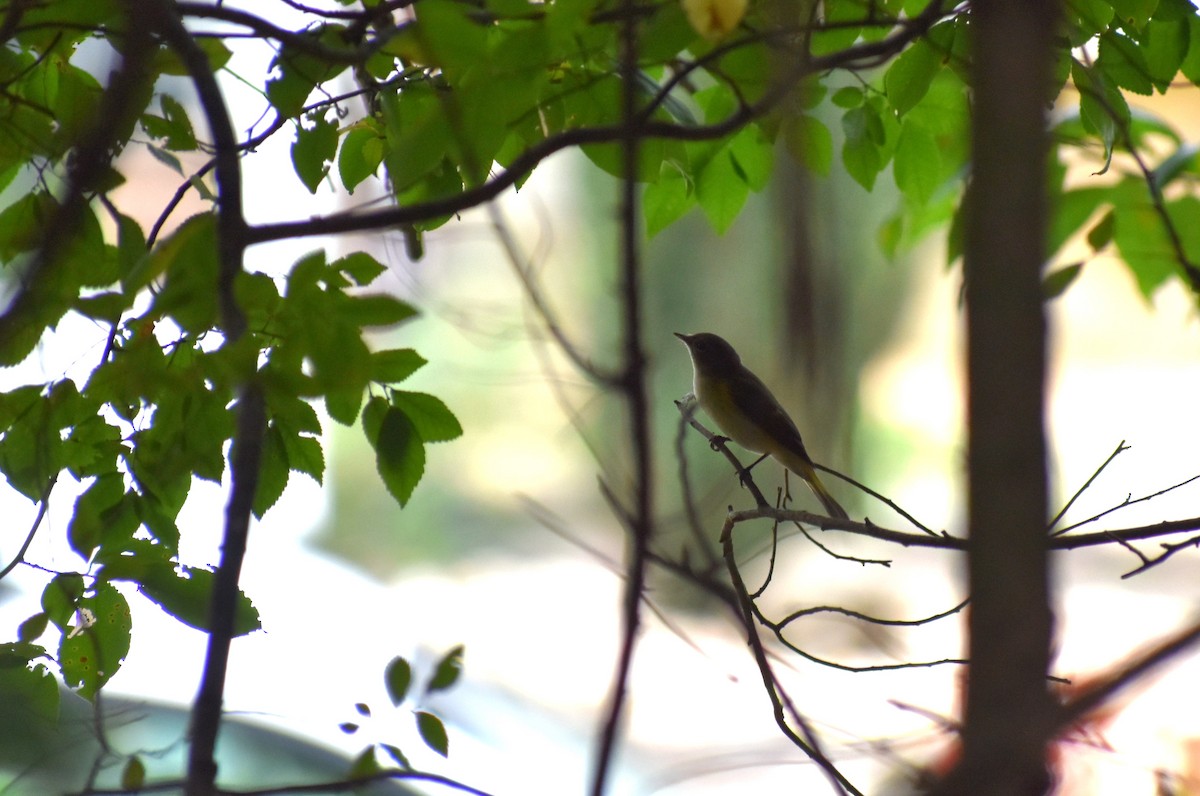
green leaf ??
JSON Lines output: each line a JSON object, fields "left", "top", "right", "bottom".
{"left": 893, "top": 121, "right": 941, "bottom": 204}
{"left": 134, "top": 562, "right": 261, "bottom": 637}
{"left": 59, "top": 582, "right": 132, "bottom": 700}
{"left": 338, "top": 125, "right": 386, "bottom": 193}
{"left": 333, "top": 251, "right": 388, "bottom": 286}
{"left": 348, "top": 746, "right": 384, "bottom": 779}
{"left": 1086, "top": 208, "right": 1116, "bottom": 250}
{"left": 427, "top": 644, "right": 463, "bottom": 693}
{"left": 1071, "top": 59, "right": 1130, "bottom": 167}
{"left": 1109, "top": 0, "right": 1160, "bottom": 29}
{"left": 415, "top": 711, "right": 449, "bottom": 757}
{"left": 292, "top": 113, "right": 340, "bottom": 193}
{"left": 143, "top": 214, "right": 220, "bottom": 334}
{"left": 386, "top": 655, "right": 413, "bottom": 705}
{"left": 365, "top": 402, "right": 425, "bottom": 507}
{"left": 371, "top": 349, "right": 427, "bottom": 383}
{"left": 831, "top": 86, "right": 864, "bottom": 109}
{"left": 68, "top": 473, "right": 128, "bottom": 558}
{"left": 643, "top": 164, "right": 694, "bottom": 237}
{"left": 253, "top": 426, "right": 290, "bottom": 518}
{"left": 1099, "top": 31, "right": 1155, "bottom": 95}
{"left": 380, "top": 743, "right": 411, "bottom": 770}
{"left": 344, "top": 294, "right": 419, "bottom": 327}
{"left": 1043, "top": 262, "right": 1084, "bottom": 299}
{"left": 728, "top": 124, "right": 774, "bottom": 191}
{"left": 784, "top": 114, "right": 833, "bottom": 176}
{"left": 884, "top": 38, "right": 942, "bottom": 116}
{"left": 695, "top": 149, "right": 749, "bottom": 234}
{"left": 842, "top": 106, "right": 883, "bottom": 191}
{"left": 281, "top": 430, "right": 325, "bottom": 484}
{"left": 17, "top": 612, "right": 48, "bottom": 643}
{"left": 42, "top": 574, "right": 85, "bottom": 632}
{"left": 1182, "top": 15, "right": 1200, "bottom": 85}
{"left": 1142, "top": 18, "right": 1189, "bottom": 91}
{"left": 143, "top": 94, "right": 198, "bottom": 151}
{"left": 390, "top": 391, "right": 463, "bottom": 443}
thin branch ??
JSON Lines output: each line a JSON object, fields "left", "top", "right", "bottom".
{"left": 0, "top": 476, "right": 56, "bottom": 582}
{"left": 487, "top": 203, "right": 620, "bottom": 385}
{"left": 1053, "top": 618, "right": 1200, "bottom": 732}
{"left": 1051, "top": 472, "right": 1200, "bottom": 536}
{"left": 144, "top": 6, "right": 266, "bottom": 796}
{"left": 779, "top": 599, "right": 970, "bottom": 631}
{"left": 814, "top": 463, "right": 937, "bottom": 536}
{"left": 1048, "top": 440, "right": 1128, "bottom": 534}
{"left": 1119, "top": 532, "right": 1200, "bottom": 578}
{"left": 72, "top": 768, "right": 493, "bottom": 796}
{"left": 589, "top": 0, "right": 653, "bottom": 788}
{"left": 720, "top": 516, "right": 864, "bottom": 795}
{"left": 674, "top": 400, "right": 721, "bottom": 571}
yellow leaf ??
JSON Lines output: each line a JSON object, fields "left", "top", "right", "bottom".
{"left": 681, "top": 0, "right": 748, "bottom": 39}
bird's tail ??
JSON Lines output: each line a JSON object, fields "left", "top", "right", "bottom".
{"left": 780, "top": 451, "right": 849, "bottom": 520}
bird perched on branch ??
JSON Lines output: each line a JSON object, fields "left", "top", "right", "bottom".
{"left": 675, "top": 331, "right": 849, "bottom": 520}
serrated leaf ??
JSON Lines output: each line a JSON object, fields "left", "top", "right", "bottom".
{"left": 415, "top": 711, "right": 449, "bottom": 757}
{"left": 136, "top": 565, "right": 261, "bottom": 637}
{"left": 370, "top": 349, "right": 427, "bottom": 384}
{"left": 333, "top": 251, "right": 388, "bottom": 286}
{"left": 390, "top": 391, "right": 463, "bottom": 443}
{"left": 386, "top": 655, "right": 413, "bottom": 706}
{"left": 253, "top": 425, "right": 290, "bottom": 517}
{"left": 426, "top": 644, "right": 463, "bottom": 693}
{"left": 344, "top": 294, "right": 419, "bottom": 327}
{"left": 367, "top": 406, "right": 424, "bottom": 507}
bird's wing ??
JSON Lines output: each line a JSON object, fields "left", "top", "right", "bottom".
{"left": 727, "top": 368, "right": 813, "bottom": 462}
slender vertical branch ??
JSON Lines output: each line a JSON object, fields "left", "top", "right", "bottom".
{"left": 933, "top": 1, "right": 1057, "bottom": 794}
{"left": 588, "top": 0, "right": 653, "bottom": 790}
{"left": 143, "top": 4, "right": 266, "bottom": 795}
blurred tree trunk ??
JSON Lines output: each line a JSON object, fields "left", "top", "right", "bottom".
{"left": 933, "top": 1, "right": 1058, "bottom": 794}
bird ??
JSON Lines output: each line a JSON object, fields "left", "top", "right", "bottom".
{"left": 675, "top": 331, "right": 849, "bottom": 520}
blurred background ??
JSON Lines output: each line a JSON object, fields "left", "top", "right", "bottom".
{"left": 2, "top": 13, "right": 1200, "bottom": 795}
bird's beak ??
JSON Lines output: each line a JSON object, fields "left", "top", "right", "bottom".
{"left": 673, "top": 332, "right": 690, "bottom": 343}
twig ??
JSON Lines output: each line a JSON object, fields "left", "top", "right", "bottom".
{"left": 0, "top": 477, "right": 56, "bottom": 581}
{"left": 488, "top": 203, "right": 620, "bottom": 386}
{"left": 814, "top": 463, "right": 937, "bottom": 536}
{"left": 1048, "top": 440, "right": 1128, "bottom": 534}
{"left": 674, "top": 399, "right": 721, "bottom": 571}
{"left": 1120, "top": 532, "right": 1200, "bottom": 578}
{"left": 721, "top": 516, "right": 864, "bottom": 795}
{"left": 1051, "top": 472, "right": 1200, "bottom": 536}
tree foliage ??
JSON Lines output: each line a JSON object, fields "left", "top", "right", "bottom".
{"left": 1, "top": 0, "right": 1200, "bottom": 793}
